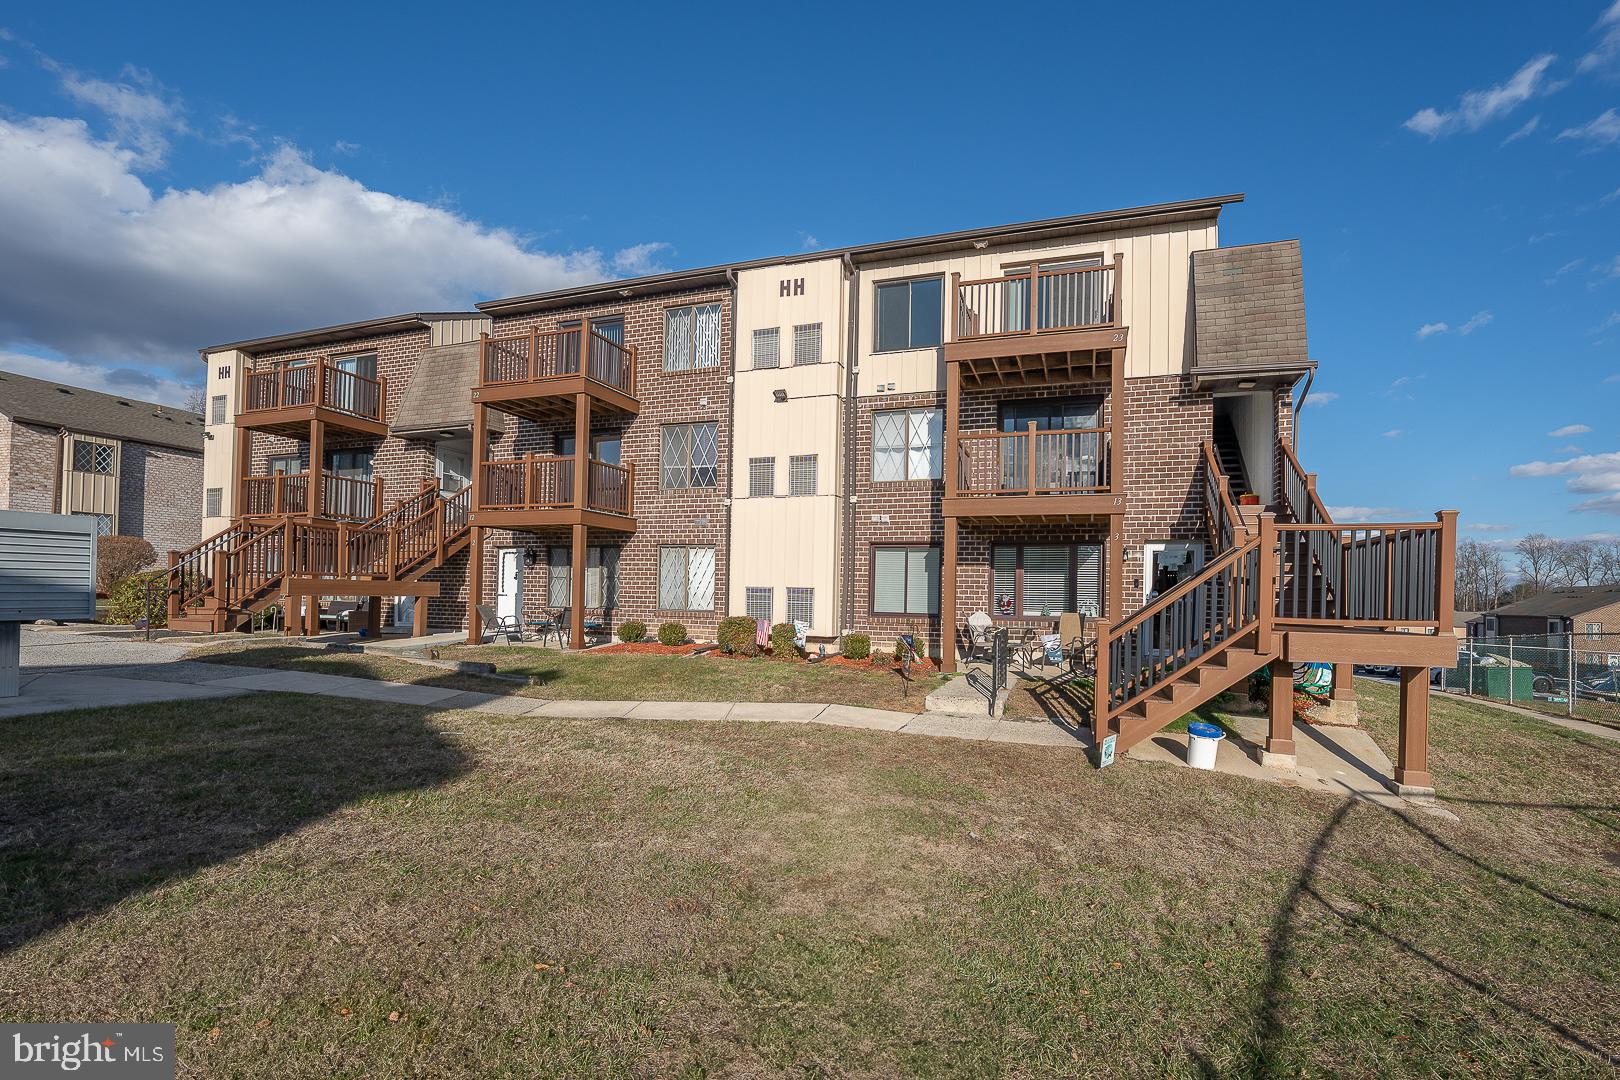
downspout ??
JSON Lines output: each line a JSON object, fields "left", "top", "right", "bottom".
{"left": 724, "top": 267, "right": 740, "bottom": 626}
{"left": 1293, "top": 366, "right": 1314, "bottom": 451}
{"left": 839, "top": 252, "right": 859, "bottom": 642}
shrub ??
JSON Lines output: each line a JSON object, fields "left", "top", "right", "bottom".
{"left": 106, "top": 571, "right": 166, "bottom": 627}
{"left": 717, "top": 616, "right": 758, "bottom": 655}
{"left": 769, "top": 622, "right": 801, "bottom": 658}
{"left": 657, "top": 621, "right": 687, "bottom": 646}
{"left": 841, "top": 633, "right": 871, "bottom": 660}
{"left": 617, "top": 620, "right": 647, "bottom": 644}
{"left": 97, "top": 535, "right": 157, "bottom": 593}
{"left": 870, "top": 648, "right": 890, "bottom": 667}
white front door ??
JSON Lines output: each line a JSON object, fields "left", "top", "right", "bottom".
{"left": 435, "top": 438, "right": 473, "bottom": 495}
{"left": 497, "top": 549, "right": 523, "bottom": 622}
{"left": 393, "top": 596, "right": 415, "bottom": 628}
{"left": 1144, "top": 542, "right": 1204, "bottom": 600}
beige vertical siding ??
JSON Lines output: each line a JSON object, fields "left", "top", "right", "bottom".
{"left": 57, "top": 432, "right": 119, "bottom": 520}
{"left": 201, "top": 348, "right": 244, "bottom": 537}
{"left": 427, "top": 315, "right": 492, "bottom": 348}
{"left": 854, "top": 217, "right": 1218, "bottom": 396}
{"left": 726, "top": 258, "right": 849, "bottom": 638}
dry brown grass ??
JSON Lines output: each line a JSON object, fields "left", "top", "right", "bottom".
{"left": 2, "top": 682, "right": 1618, "bottom": 1076}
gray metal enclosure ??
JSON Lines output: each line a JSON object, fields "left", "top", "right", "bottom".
{"left": 0, "top": 510, "right": 97, "bottom": 697}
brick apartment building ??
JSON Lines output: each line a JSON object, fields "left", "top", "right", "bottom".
{"left": 0, "top": 369, "right": 204, "bottom": 555}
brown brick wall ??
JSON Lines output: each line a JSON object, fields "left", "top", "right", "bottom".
{"left": 118, "top": 441, "right": 203, "bottom": 553}
{"left": 2, "top": 420, "right": 58, "bottom": 514}
{"left": 477, "top": 285, "right": 734, "bottom": 638}
{"left": 1192, "top": 241, "right": 1308, "bottom": 370}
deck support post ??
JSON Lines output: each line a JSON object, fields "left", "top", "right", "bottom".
{"left": 940, "top": 360, "right": 960, "bottom": 673}
{"left": 232, "top": 421, "right": 251, "bottom": 522}
{"left": 466, "top": 527, "right": 484, "bottom": 644}
{"left": 1330, "top": 662, "right": 1355, "bottom": 701}
{"left": 466, "top": 401, "right": 489, "bottom": 645}
{"left": 569, "top": 522, "right": 587, "bottom": 651}
{"left": 574, "top": 393, "right": 591, "bottom": 510}
{"left": 1107, "top": 511, "right": 1124, "bottom": 623}
{"left": 1263, "top": 657, "right": 1297, "bottom": 767}
{"left": 1391, "top": 666, "right": 1435, "bottom": 795}
{"left": 308, "top": 418, "right": 326, "bottom": 519}
{"left": 412, "top": 593, "right": 429, "bottom": 638}
{"left": 365, "top": 596, "right": 383, "bottom": 639}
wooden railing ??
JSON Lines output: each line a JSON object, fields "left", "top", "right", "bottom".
{"left": 479, "top": 456, "right": 635, "bottom": 516}
{"left": 1278, "top": 439, "right": 1332, "bottom": 526}
{"left": 1275, "top": 520, "right": 1455, "bottom": 628}
{"left": 954, "top": 426, "right": 1109, "bottom": 496}
{"left": 480, "top": 327, "right": 637, "bottom": 396}
{"left": 161, "top": 521, "right": 264, "bottom": 617}
{"left": 1202, "top": 440, "right": 1247, "bottom": 554}
{"left": 952, "top": 255, "right": 1122, "bottom": 342}
{"left": 220, "top": 522, "right": 288, "bottom": 609}
{"left": 240, "top": 358, "right": 386, "bottom": 422}
{"left": 240, "top": 472, "right": 379, "bottom": 521}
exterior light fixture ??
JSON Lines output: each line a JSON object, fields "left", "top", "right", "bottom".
{"left": 1237, "top": 380, "right": 1257, "bottom": 390}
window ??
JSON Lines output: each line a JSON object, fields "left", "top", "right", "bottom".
{"left": 874, "top": 276, "right": 943, "bottom": 352}
{"left": 210, "top": 395, "right": 227, "bottom": 425}
{"left": 749, "top": 456, "right": 775, "bottom": 497}
{"left": 872, "top": 408, "right": 941, "bottom": 482}
{"left": 660, "top": 422, "right": 718, "bottom": 488}
{"left": 268, "top": 455, "right": 301, "bottom": 475}
{"left": 205, "top": 488, "right": 222, "bottom": 518}
{"left": 751, "top": 327, "right": 780, "bottom": 369}
{"left": 999, "top": 397, "right": 1102, "bottom": 432}
{"left": 664, "top": 302, "right": 723, "bottom": 371}
{"left": 73, "top": 512, "right": 113, "bottom": 536}
{"left": 548, "top": 546, "right": 619, "bottom": 609}
{"left": 1548, "top": 619, "right": 1564, "bottom": 635}
{"left": 793, "top": 322, "right": 823, "bottom": 365}
{"left": 746, "top": 587, "right": 773, "bottom": 622}
{"left": 1588, "top": 623, "right": 1603, "bottom": 639}
{"left": 992, "top": 544, "right": 1102, "bottom": 617}
{"left": 70, "top": 440, "right": 114, "bottom": 475}
{"left": 659, "top": 546, "right": 715, "bottom": 611}
{"left": 789, "top": 454, "right": 817, "bottom": 496}
{"left": 216, "top": 365, "right": 231, "bottom": 380}
{"left": 873, "top": 546, "right": 940, "bottom": 616}
{"left": 787, "top": 587, "right": 814, "bottom": 626}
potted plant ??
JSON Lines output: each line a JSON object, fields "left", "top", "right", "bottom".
{"left": 1237, "top": 492, "right": 1261, "bottom": 506}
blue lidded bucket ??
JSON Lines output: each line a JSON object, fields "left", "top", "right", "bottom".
{"left": 1186, "top": 721, "right": 1225, "bottom": 770}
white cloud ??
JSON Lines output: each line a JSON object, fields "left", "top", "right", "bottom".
{"left": 1458, "top": 310, "right": 1494, "bottom": 335}
{"left": 332, "top": 140, "right": 360, "bottom": 155}
{"left": 1602, "top": 185, "right": 1620, "bottom": 205}
{"left": 1326, "top": 505, "right": 1408, "bottom": 522}
{"left": 1547, "top": 257, "right": 1586, "bottom": 284}
{"left": 1549, "top": 423, "right": 1593, "bottom": 437}
{"left": 1300, "top": 391, "right": 1339, "bottom": 408}
{"left": 1558, "top": 108, "right": 1620, "bottom": 147}
{"left": 1578, "top": 0, "right": 1620, "bottom": 75}
{"left": 1501, "top": 114, "right": 1541, "bottom": 145}
{"left": 0, "top": 349, "right": 199, "bottom": 408}
{"left": 1382, "top": 429, "right": 1402, "bottom": 438}
{"left": 1510, "top": 450, "right": 1620, "bottom": 513}
{"left": 1605, "top": 372, "right": 1620, "bottom": 383}
{"left": 1597, "top": 312, "right": 1620, "bottom": 333}
{"left": 800, "top": 232, "right": 820, "bottom": 250}
{"left": 1404, "top": 54, "right": 1559, "bottom": 138}
{"left": 46, "top": 61, "right": 186, "bottom": 169}
{"left": 1417, "top": 321, "right": 1449, "bottom": 338}
{"left": 0, "top": 114, "right": 655, "bottom": 378}
{"left": 610, "top": 242, "right": 673, "bottom": 277}
{"left": 1466, "top": 522, "right": 1514, "bottom": 533}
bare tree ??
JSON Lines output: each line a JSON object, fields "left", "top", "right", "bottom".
{"left": 1514, "top": 533, "right": 1563, "bottom": 595}
{"left": 1598, "top": 539, "right": 1620, "bottom": 586}
{"left": 183, "top": 386, "right": 207, "bottom": 417}
{"left": 1455, "top": 539, "right": 1510, "bottom": 612}
{"left": 1553, "top": 539, "right": 1603, "bottom": 587}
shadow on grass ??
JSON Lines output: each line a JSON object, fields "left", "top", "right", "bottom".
{"left": 1021, "top": 676, "right": 1092, "bottom": 735}
{"left": 0, "top": 692, "right": 470, "bottom": 955}
{"left": 1244, "top": 798, "right": 1620, "bottom": 1072}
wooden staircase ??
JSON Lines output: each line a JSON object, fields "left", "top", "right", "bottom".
{"left": 161, "top": 482, "right": 471, "bottom": 634}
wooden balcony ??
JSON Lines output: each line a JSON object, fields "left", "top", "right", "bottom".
{"left": 945, "top": 256, "right": 1128, "bottom": 385}
{"left": 236, "top": 358, "right": 388, "bottom": 437}
{"left": 471, "top": 327, "right": 639, "bottom": 421}
{"left": 942, "top": 425, "right": 1123, "bottom": 520}
{"left": 239, "top": 472, "right": 381, "bottom": 522}
{"left": 468, "top": 455, "right": 637, "bottom": 532}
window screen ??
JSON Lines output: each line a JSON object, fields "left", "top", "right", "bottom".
{"left": 789, "top": 454, "right": 817, "bottom": 496}
{"left": 874, "top": 277, "right": 944, "bottom": 351}
{"left": 786, "top": 587, "right": 814, "bottom": 626}
{"left": 659, "top": 546, "right": 715, "bottom": 610}
{"left": 205, "top": 488, "right": 222, "bottom": 518}
{"left": 210, "top": 395, "right": 226, "bottom": 425}
{"left": 665, "top": 303, "right": 723, "bottom": 371}
{"left": 873, "top": 546, "right": 940, "bottom": 615}
{"left": 661, "top": 423, "right": 718, "bottom": 488}
{"left": 746, "top": 587, "right": 773, "bottom": 621}
{"left": 749, "top": 456, "right": 775, "bottom": 497}
{"left": 793, "top": 323, "right": 822, "bottom": 365}
{"left": 752, "top": 327, "right": 780, "bottom": 369}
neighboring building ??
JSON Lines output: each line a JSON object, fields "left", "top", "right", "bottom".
{"left": 1476, "top": 586, "right": 1620, "bottom": 645}
{"left": 0, "top": 370, "right": 204, "bottom": 554}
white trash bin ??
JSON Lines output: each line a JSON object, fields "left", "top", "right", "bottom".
{"left": 1185, "top": 721, "right": 1225, "bottom": 771}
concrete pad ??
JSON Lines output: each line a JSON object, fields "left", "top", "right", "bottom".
{"left": 812, "top": 704, "right": 912, "bottom": 732}
{"left": 528, "top": 699, "right": 638, "bottom": 718}
{"left": 726, "top": 702, "right": 826, "bottom": 722}
{"left": 202, "top": 670, "right": 465, "bottom": 706}
{"left": 899, "top": 713, "right": 995, "bottom": 741}
{"left": 360, "top": 631, "right": 471, "bottom": 654}
{"left": 0, "top": 672, "right": 246, "bottom": 718}
{"left": 627, "top": 701, "right": 733, "bottom": 721}
{"left": 986, "top": 720, "right": 1087, "bottom": 747}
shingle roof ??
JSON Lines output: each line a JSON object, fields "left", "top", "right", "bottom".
{"left": 1489, "top": 585, "right": 1620, "bottom": 618}
{"left": 391, "top": 341, "right": 504, "bottom": 438}
{"left": 0, "top": 370, "right": 204, "bottom": 453}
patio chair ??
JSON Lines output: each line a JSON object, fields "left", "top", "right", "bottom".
{"left": 475, "top": 603, "right": 524, "bottom": 645}
{"left": 1014, "top": 628, "right": 1044, "bottom": 671}
{"left": 963, "top": 611, "right": 994, "bottom": 665}
{"left": 318, "top": 599, "right": 358, "bottom": 633}
{"left": 1058, "top": 611, "right": 1095, "bottom": 677}
{"left": 527, "top": 609, "right": 564, "bottom": 649}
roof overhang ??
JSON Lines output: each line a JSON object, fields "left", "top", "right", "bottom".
{"left": 1192, "top": 360, "right": 1316, "bottom": 393}
{"left": 200, "top": 312, "right": 484, "bottom": 358}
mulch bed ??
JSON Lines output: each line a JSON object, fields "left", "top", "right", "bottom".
{"left": 594, "top": 642, "right": 707, "bottom": 656}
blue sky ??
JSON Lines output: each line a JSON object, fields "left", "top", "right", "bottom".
{"left": 1, "top": 1, "right": 1617, "bottom": 547}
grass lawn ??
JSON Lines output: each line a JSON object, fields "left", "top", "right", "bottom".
{"left": 3, "top": 681, "right": 1618, "bottom": 1075}
{"left": 189, "top": 641, "right": 947, "bottom": 714}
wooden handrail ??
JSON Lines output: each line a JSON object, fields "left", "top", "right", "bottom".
{"left": 479, "top": 326, "right": 636, "bottom": 396}
{"left": 1278, "top": 438, "right": 1333, "bottom": 525}
{"left": 1201, "top": 439, "right": 1247, "bottom": 551}
{"left": 953, "top": 426, "right": 1109, "bottom": 497}
{"left": 952, "top": 258, "right": 1121, "bottom": 343}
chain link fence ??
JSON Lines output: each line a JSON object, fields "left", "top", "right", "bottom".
{"left": 1429, "top": 633, "right": 1620, "bottom": 728}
